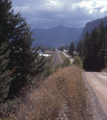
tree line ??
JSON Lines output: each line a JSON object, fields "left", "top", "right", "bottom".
{"left": 58, "top": 43, "right": 75, "bottom": 57}
{"left": 40, "top": 46, "right": 55, "bottom": 52}
{"left": 58, "top": 45, "right": 70, "bottom": 51}
{"left": 0, "top": 0, "right": 45, "bottom": 103}
{"left": 77, "top": 21, "right": 107, "bottom": 71}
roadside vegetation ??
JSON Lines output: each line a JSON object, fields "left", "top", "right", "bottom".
{"left": 7, "top": 65, "right": 88, "bottom": 120}
{"left": 0, "top": 0, "right": 92, "bottom": 119}
{"left": 59, "top": 52, "right": 71, "bottom": 67}
{"left": 0, "top": 0, "right": 54, "bottom": 118}
{"left": 0, "top": 52, "right": 57, "bottom": 119}
{"left": 73, "top": 56, "right": 83, "bottom": 68}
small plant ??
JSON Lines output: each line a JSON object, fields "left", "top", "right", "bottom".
{"left": 73, "top": 56, "right": 83, "bottom": 68}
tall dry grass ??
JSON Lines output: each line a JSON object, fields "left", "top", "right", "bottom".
{"left": 8, "top": 65, "right": 87, "bottom": 120}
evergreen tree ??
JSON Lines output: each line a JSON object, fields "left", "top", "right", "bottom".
{"left": 89, "top": 27, "right": 99, "bottom": 70}
{"left": 69, "top": 42, "right": 75, "bottom": 57}
{"left": 82, "top": 31, "right": 92, "bottom": 70}
{"left": 0, "top": 0, "right": 45, "bottom": 98}
{"left": 0, "top": 43, "right": 13, "bottom": 103}
{"left": 60, "top": 46, "right": 63, "bottom": 51}
{"left": 76, "top": 40, "right": 82, "bottom": 57}
{"left": 97, "top": 21, "right": 105, "bottom": 69}
{"left": 104, "top": 26, "right": 107, "bottom": 67}
{"left": 0, "top": 0, "right": 13, "bottom": 45}
{"left": 79, "top": 21, "right": 107, "bottom": 71}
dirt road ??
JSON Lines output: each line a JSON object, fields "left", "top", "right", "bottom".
{"left": 52, "top": 50, "right": 63, "bottom": 65}
{"left": 83, "top": 72, "right": 107, "bottom": 119}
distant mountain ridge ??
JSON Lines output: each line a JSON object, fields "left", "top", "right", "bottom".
{"left": 76, "top": 16, "right": 107, "bottom": 44}
{"left": 32, "top": 25, "right": 84, "bottom": 47}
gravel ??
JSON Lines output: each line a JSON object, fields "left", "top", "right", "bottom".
{"left": 82, "top": 72, "right": 107, "bottom": 120}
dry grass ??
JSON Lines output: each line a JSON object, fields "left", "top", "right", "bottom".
{"left": 8, "top": 65, "right": 88, "bottom": 120}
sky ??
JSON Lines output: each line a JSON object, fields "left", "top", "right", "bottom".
{"left": 11, "top": 0, "right": 107, "bottom": 29}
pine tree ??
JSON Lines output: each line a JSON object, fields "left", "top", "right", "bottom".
{"left": 0, "top": 0, "right": 14, "bottom": 101}
{"left": 60, "top": 46, "right": 63, "bottom": 51}
{"left": 76, "top": 40, "right": 82, "bottom": 57}
{"left": 0, "top": 0, "right": 45, "bottom": 98}
{"left": 0, "top": 43, "right": 13, "bottom": 103}
{"left": 89, "top": 27, "right": 99, "bottom": 70}
{"left": 80, "top": 21, "right": 107, "bottom": 71}
{"left": 69, "top": 42, "right": 75, "bottom": 57}
{"left": 104, "top": 26, "right": 107, "bottom": 67}
{"left": 82, "top": 31, "right": 92, "bottom": 70}
{"left": 97, "top": 21, "right": 105, "bottom": 69}
{"left": 0, "top": 0, "right": 13, "bottom": 45}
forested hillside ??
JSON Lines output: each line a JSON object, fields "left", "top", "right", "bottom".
{"left": 76, "top": 16, "right": 107, "bottom": 44}
{"left": 32, "top": 25, "right": 84, "bottom": 47}
{"left": 77, "top": 21, "right": 107, "bottom": 71}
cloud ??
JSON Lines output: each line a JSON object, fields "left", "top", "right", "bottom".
{"left": 11, "top": 0, "right": 107, "bottom": 28}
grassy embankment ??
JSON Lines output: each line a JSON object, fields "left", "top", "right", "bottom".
{"left": 2, "top": 51, "right": 90, "bottom": 120}
{"left": 8, "top": 65, "right": 88, "bottom": 120}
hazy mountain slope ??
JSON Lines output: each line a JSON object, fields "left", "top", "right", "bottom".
{"left": 32, "top": 25, "right": 84, "bottom": 47}
{"left": 76, "top": 16, "right": 107, "bottom": 44}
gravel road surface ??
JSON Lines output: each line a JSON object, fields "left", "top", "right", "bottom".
{"left": 83, "top": 72, "right": 107, "bottom": 120}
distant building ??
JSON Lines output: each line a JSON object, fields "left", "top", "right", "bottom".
{"left": 63, "top": 50, "right": 67, "bottom": 52}
{"left": 39, "top": 53, "right": 51, "bottom": 57}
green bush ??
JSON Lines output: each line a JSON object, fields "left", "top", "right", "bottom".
{"left": 62, "top": 58, "right": 71, "bottom": 67}
{"left": 41, "top": 57, "right": 56, "bottom": 77}
{"left": 73, "top": 56, "right": 83, "bottom": 68}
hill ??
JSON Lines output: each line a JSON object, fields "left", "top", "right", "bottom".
{"left": 76, "top": 16, "right": 107, "bottom": 44}
{"left": 32, "top": 25, "right": 84, "bottom": 47}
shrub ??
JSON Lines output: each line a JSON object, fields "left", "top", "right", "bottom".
{"left": 73, "top": 56, "right": 83, "bottom": 68}
{"left": 62, "top": 58, "right": 71, "bottom": 67}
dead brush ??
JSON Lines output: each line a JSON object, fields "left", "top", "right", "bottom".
{"left": 8, "top": 65, "right": 87, "bottom": 120}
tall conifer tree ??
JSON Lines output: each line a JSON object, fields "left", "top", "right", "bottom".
{"left": 97, "top": 21, "right": 105, "bottom": 69}
{"left": 0, "top": 43, "right": 13, "bottom": 103}
{"left": 0, "top": 0, "right": 45, "bottom": 98}
{"left": 79, "top": 21, "right": 107, "bottom": 71}
{"left": 69, "top": 42, "right": 75, "bottom": 57}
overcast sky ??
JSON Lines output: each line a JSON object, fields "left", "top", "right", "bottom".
{"left": 11, "top": 0, "right": 107, "bottom": 29}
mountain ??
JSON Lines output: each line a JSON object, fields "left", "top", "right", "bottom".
{"left": 76, "top": 16, "right": 107, "bottom": 44}
{"left": 32, "top": 25, "right": 84, "bottom": 47}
